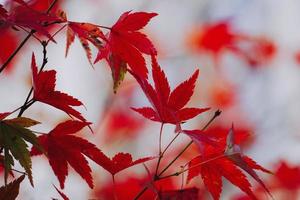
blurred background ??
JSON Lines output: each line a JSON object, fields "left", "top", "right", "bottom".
{"left": 1, "top": 0, "right": 300, "bottom": 199}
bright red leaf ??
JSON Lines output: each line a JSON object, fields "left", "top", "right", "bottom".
{"left": 187, "top": 126, "right": 271, "bottom": 200}
{"left": 31, "top": 53, "right": 86, "bottom": 121}
{"left": 187, "top": 155, "right": 256, "bottom": 200}
{"left": 132, "top": 55, "right": 209, "bottom": 125}
{"left": 94, "top": 11, "right": 157, "bottom": 91}
{"left": 31, "top": 120, "right": 108, "bottom": 189}
{"left": 100, "top": 152, "right": 154, "bottom": 176}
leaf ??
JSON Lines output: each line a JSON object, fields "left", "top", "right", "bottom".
{"left": 0, "top": 175, "right": 25, "bottom": 200}
{"left": 182, "top": 129, "right": 218, "bottom": 151}
{"left": 94, "top": 11, "right": 157, "bottom": 91}
{"left": 186, "top": 125, "right": 272, "bottom": 200}
{"left": 31, "top": 53, "right": 86, "bottom": 121}
{"left": 31, "top": 120, "right": 110, "bottom": 189}
{"left": 65, "top": 16, "right": 106, "bottom": 65}
{"left": 4, "top": 117, "right": 40, "bottom": 127}
{"left": 158, "top": 187, "right": 199, "bottom": 200}
{"left": 99, "top": 152, "right": 154, "bottom": 176}
{"left": 0, "top": 117, "right": 42, "bottom": 186}
{"left": 225, "top": 125, "right": 273, "bottom": 198}
{"left": 132, "top": 55, "right": 210, "bottom": 125}
{"left": 187, "top": 155, "right": 256, "bottom": 200}
{"left": 53, "top": 184, "right": 69, "bottom": 200}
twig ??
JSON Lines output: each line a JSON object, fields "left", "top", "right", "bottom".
{"left": 133, "top": 110, "right": 221, "bottom": 200}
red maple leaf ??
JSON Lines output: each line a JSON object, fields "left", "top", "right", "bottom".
{"left": 132, "top": 55, "right": 209, "bottom": 125}
{"left": 99, "top": 152, "right": 154, "bottom": 176}
{"left": 31, "top": 53, "right": 86, "bottom": 121}
{"left": 94, "top": 11, "right": 157, "bottom": 91}
{"left": 187, "top": 154, "right": 257, "bottom": 200}
{"left": 187, "top": 126, "right": 271, "bottom": 200}
{"left": 53, "top": 185, "right": 69, "bottom": 200}
{"left": 31, "top": 120, "right": 110, "bottom": 189}
{"left": 58, "top": 10, "right": 106, "bottom": 65}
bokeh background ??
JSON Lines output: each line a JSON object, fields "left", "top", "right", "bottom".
{"left": 1, "top": 0, "right": 300, "bottom": 199}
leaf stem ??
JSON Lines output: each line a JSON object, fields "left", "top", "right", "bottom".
{"left": 158, "top": 110, "right": 221, "bottom": 177}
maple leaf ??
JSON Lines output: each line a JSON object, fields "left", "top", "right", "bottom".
{"left": 58, "top": 10, "right": 105, "bottom": 66}
{"left": 2, "top": 0, "right": 59, "bottom": 42}
{"left": 225, "top": 125, "right": 273, "bottom": 198}
{"left": 99, "top": 152, "right": 154, "bottom": 176}
{"left": 187, "top": 155, "right": 256, "bottom": 200}
{"left": 182, "top": 129, "right": 218, "bottom": 151}
{"left": 94, "top": 11, "right": 157, "bottom": 91}
{"left": 132, "top": 55, "right": 210, "bottom": 125}
{"left": 0, "top": 116, "right": 42, "bottom": 186}
{"left": 0, "top": 175, "right": 25, "bottom": 200}
{"left": 30, "top": 120, "right": 109, "bottom": 189}
{"left": 31, "top": 53, "right": 86, "bottom": 121}
{"left": 186, "top": 125, "right": 272, "bottom": 200}
{"left": 158, "top": 187, "right": 199, "bottom": 200}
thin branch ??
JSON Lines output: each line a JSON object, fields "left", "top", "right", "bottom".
{"left": 154, "top": 123, "right": 164, "bottom": 177}
{"left": 133, "top": 110, "right": 221, "bottom": 200}
{"left": 158, "top": 110, "right": 221, "bottom": 176}
{"left": 46, "top": 24, "right": 67, "bottom": 45}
